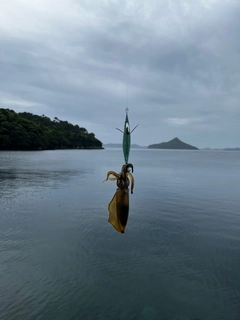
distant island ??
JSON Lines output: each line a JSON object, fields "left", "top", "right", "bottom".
{"left": 104, "top": 143, "right": 147, "bottom": 149}
{"left": 224, "top": 148, "right": 240, "bottom": 151}
{"left": 148, "top": 137, "right": 198, "bottom": 150}
{"left": 0, "top": 108, "right": 103, "bottom": 150}
{"left": 202, "top": 147, "right": 240, "bottom": 151}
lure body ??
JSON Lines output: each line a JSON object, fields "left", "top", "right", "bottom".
{"left": 122, "top": 112, "right": 131, "bottom": 164}
{"left": 117, "top": 108, "right": 138, "bottom": 164}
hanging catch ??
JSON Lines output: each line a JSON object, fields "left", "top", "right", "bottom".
{"left": 104, "top": 108, "right": 137, "bottom": 233}
{"left": 103, "top": 164, "right": 134, "bottom": 233}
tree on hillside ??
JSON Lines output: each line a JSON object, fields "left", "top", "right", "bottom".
{"left": 0, "top": 108, "right": 103, "bottom": 150}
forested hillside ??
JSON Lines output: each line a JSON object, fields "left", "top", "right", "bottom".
{"left": 0, "top": 109, "right": 103, "bottom": 150}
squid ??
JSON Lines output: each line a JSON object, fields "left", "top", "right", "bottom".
{"left": 103, "top": 164, "right": 134, "bottom": 233}
{"left": 103, "top": 108, "right": 138, "bottom": 233}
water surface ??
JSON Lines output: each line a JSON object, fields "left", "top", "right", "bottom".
{"left": 0, "top": 149, "right": 240, "bottom": 320}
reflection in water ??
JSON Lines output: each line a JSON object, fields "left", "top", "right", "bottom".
{"left": 0, "top": 169, "right": 86, "bottom": 202}
{"left": 0, "top": 168, "right": 82, "bottom": 183}
{"left": 0, "top": 151, "right": 92, "bottom": 201}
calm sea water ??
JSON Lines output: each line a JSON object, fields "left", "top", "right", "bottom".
{"left": 0, "top": 149, "right": 240, "bottom": 320}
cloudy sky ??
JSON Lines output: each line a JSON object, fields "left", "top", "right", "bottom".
{"left": 0, "top": 0, "right": 239, "bottom": 148}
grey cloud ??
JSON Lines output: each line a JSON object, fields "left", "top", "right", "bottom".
{"left": 0, "top": 0, "right": 239, "bottom": 148}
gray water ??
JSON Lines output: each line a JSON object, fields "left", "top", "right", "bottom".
{"left": 0, "top": 149, "right": 240, "bottom": 320}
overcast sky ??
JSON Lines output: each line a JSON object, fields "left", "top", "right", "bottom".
{"left": 0, "top": 0, "right": 239, "bottom": 148}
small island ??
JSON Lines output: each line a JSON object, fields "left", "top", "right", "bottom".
{"left": 148, "top": 137, "right": 198, "bottom": 150}
{"left": 0, "top": 108, "right": 103, "bottom": 150}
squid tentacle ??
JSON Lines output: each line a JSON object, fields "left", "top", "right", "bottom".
{"left": 102, "top": 171, "right": 120, "bottom": 183}
{"left": 126, "top": 163, "right": 133, "bottom": 173}
{"left": 127, "top": 172, "right": 134, "bottom": 194}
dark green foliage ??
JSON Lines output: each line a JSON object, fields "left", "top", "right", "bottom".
{"left": 0, "top": 108, "right": 103, "bottom": 150}
{"left": 148, "top": 137, "right": 198, "bottom": 150}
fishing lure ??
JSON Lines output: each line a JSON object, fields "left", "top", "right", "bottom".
{"left": 116, "top": 108, "right": 138, "bottom": 164}
{"left": 103, "top": 109, "right": 138, "bottom": 233}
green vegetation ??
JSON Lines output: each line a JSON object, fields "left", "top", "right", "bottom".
{"left": 148, "top": 137, "right": 198, "bottom": 150}
{"left": 0, "top": 108, "right": 103, "bottom": 150}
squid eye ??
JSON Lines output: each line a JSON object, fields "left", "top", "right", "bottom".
{"left": 126, "top": 122, "right": 130, "bottom": 134}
